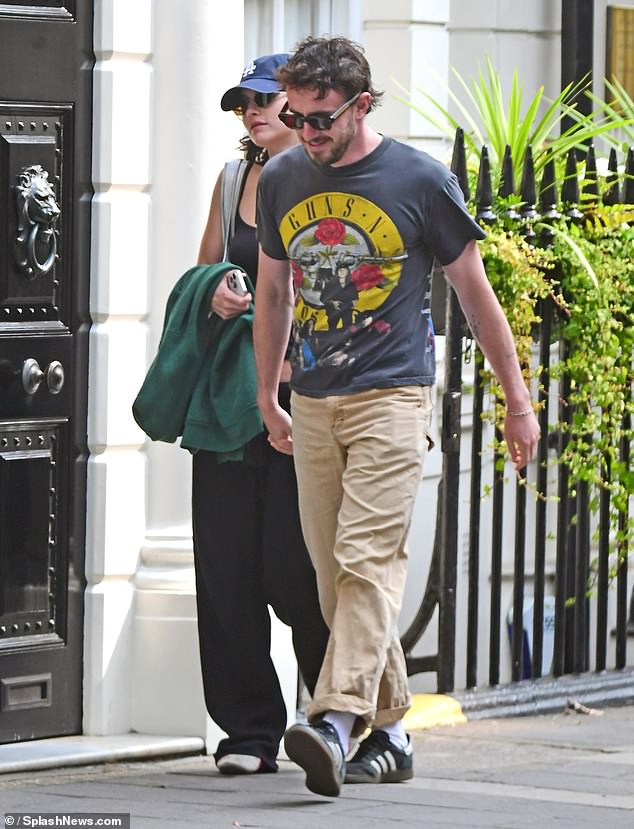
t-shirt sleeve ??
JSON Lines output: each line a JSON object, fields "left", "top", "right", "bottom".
{"left": 255, "top": 171, "right": 288, "bottom": 261}
{"left": 426, "top": 173, "right": 486, "bottom": 266}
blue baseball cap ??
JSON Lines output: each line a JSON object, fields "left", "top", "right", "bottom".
{"left": 220, "top": 53, "right": 290, "bottom": 111}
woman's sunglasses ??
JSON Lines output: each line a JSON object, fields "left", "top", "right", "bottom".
{"left": 233, "top": 91, "right": 282, "bottom": 117}
{"left": 278, "top": 92, "right": 361, "bottom": 131}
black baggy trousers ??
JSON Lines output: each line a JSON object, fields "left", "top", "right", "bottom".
{"left": 191, "top": 386, "right": 329, "bottom": 772}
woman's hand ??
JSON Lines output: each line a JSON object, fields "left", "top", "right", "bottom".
{"left": 209, "top": 270, "right": 252, "bottom": 320}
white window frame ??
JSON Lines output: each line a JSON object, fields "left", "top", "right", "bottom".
{"left": 244, "top": 0, "right": 362, "bottom": 59}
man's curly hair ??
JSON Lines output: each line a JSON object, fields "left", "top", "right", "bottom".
{"left": 277, "top": 36, "right": 383, "bottom": 112}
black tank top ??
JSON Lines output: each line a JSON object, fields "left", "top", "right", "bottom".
{"left": 225, "top": 168, "right": 291, "bottom": 358}
{"left": 227, "top": 211, "right": 258, "bottom": 284}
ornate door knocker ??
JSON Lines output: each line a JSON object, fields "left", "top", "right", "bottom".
{"left": 14, "top": 164, "right": 61, "bottom": 279}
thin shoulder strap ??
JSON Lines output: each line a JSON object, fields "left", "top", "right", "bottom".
{"left": 220, "top": 158, "right": 249, "bottom": 261}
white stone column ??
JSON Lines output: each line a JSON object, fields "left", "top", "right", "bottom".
{"left": 86, "top": 0, "right": 247, "bottom": 738}
{"left": 84, "top": 0, "right": 154, "bottom": 736}
{"left": 128, "top": 0, "right": 244, "bottom": 742}
{"left": 362, "top": 0, "right": 451, "bottom": 158}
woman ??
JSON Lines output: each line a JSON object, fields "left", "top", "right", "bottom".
{"left": 193, "top": 53, "right": 329, "bottom": 776}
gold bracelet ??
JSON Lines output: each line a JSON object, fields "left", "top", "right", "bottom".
{"left": 506, "top": 408, "right": 533, "bottom": 417}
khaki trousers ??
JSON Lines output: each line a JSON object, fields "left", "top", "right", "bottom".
{"left": 291, "top": 385, "right": 434, "bottom": 736}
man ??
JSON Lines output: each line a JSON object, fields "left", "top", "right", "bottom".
{"left": 253, "top": 36, "right": 540, "bottom": 798}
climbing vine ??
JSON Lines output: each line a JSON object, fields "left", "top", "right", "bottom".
{"left": 476, "top": 208, "right": 634, "bottom": 579}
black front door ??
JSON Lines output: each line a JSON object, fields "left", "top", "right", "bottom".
{"left": 0, "top": 1, "right": 93, "bottom": 742}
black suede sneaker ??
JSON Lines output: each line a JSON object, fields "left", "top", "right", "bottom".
{"left": 284, "top": 720, "right": 345, "bottom": 797}
{"left": 345, "top": 730, "right": 413, "bottom": 784}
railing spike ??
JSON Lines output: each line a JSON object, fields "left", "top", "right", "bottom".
{"left": 499, "top": 144, "right": 515, "bottom": 198}
{"left": 499, "top": 144, "right": 520, "bottom": 219}
{"left": 582, "top": 143, "right": 599, "bottom": 206}
{"left": 603, "top": 147, "right": 621, "bottom": 206}
{"left": 451, "top": 127, "right": 470, "bottom": 202}
{"left": 520, "top": 145, "right": 539, "bottom": 219}
{"left": 539, "top": 151, "right": 560, "bottom": 220}
{"left": 520, "top": 145, "right": 539, "bottom": 244}
{"left": 562, "top": 148, "right": 583, "bottom": 221}
{"left": 475, "top": 145, "right": 496, "bottom": 224}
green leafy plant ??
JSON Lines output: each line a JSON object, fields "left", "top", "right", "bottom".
{"left": 547, "top": 212, "right": 634, "bottom": 582}
{"left": 470, "top": 207, "right": 634, "bottom": 584}
{"left": 395, "top": 57, "right": 633, "bottom": 187}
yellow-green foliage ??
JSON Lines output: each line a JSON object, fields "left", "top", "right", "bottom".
{"left": 478, "top": 210, "right": 634, "bottom": 579}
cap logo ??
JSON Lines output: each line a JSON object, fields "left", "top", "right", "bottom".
{"left": 242, "top": 60, "right": 257, "bottom": 79}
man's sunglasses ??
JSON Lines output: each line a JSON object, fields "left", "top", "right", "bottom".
{"left": 233, "top": 91, "right": 282, "bottom": 117}
{"left": 278, "top": 91, "right": 361, "bottom": 131}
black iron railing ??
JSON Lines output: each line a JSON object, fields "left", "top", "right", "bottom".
{"left": 401, "top": 130, "right": 634, "bottom": 713}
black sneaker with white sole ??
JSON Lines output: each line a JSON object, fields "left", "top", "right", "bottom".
{"left": 345, "top": 730, "right": 413, "bottom": 783}
{"left": 284, "top": 720, "right": 345, "bottom": 797}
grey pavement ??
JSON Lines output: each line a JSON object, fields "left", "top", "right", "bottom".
{"left": 1, "top": 704, "right": 633, "bottom": 828}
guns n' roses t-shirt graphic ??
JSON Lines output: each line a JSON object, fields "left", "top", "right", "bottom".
{"left": 280, "top": 192, "right": 408, "bottom": 375}
{"left": 257, "top": 136, "right": 486, "bottom": 397}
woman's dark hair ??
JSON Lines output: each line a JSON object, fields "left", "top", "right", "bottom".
{"left": 238, "top": 135, "right": 268, "bottom": 165}
{"left": 277, "top": 36, "right": 383, "bottom": 111}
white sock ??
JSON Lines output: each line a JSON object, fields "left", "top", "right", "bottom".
{"left": 374, "top": 720, "right": 408, "bottom": 750}
{"left": 322, "top": 710, "right": 356, "bottom": 754}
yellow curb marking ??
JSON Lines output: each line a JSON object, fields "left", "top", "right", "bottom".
{"left": 403, "top": 693, "right": 467, "bottom": 730}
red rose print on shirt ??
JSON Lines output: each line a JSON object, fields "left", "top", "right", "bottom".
{"left": 351, "top": 263, "right": 384, "bottom": 291}
{"left": 372, "top": 319, "right": 391, "bottom": 335}
{"left": 315, "top": 218, "right": 346, "bottom": 247}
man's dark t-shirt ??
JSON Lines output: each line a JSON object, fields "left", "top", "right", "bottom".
{"left": 257, "top": 136, "right": 485, "bottom": 398}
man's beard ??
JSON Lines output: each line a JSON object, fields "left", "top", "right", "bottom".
{"left": 303, "top": 121, "right": 355, "bottom": 167}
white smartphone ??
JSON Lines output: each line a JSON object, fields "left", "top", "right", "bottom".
{"left": 226, "top": 270, "right": 249, "bottom": 296}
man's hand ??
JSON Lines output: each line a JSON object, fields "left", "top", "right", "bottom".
{"left": 261, "top": 403, "right": 294, "bottom": 455}
{"left": 253, "top": 250, "right": 296, "bottom": 455}
{"left": 504, "top": 411, "right": 541, "bottom": 472}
